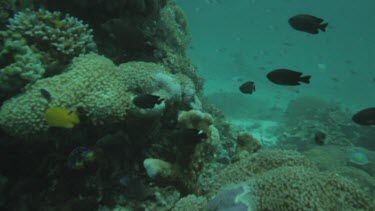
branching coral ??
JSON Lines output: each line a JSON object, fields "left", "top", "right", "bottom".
{"left": 8, "top": 8, "right": 96, "bottom": 57}
{"left": 0, "top": 31, "right": 44, "bottom": 94}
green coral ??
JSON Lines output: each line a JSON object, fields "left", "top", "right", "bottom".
{"left": 8, "top": 8, "right": 96, "bottom": 57}
{"left": 0, "top": 31, "right": 44, "bottom": 94}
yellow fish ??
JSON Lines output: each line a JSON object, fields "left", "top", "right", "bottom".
{"left": 44, "top": 106, "right": 80, "bottom": 128}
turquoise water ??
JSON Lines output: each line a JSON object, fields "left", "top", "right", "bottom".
{"left": 0, "top": 1, "right": 375, "bottom": 210}
{"left": 178, "top": 0, "right": 375, "bottom": 110}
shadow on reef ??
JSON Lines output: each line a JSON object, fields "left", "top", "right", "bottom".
{"left": 38, "top": 0, "right": 178, "bottom": 64}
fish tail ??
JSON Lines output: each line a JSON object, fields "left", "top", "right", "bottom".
{"left": 319, "top": 23, "right": 328, "bottom": 32}
{"left": 300, "top": 75, "right": 311, "bottom": 84}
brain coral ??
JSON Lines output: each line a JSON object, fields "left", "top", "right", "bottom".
{"left": 0, "top": 53, "right": 132, "bottom": 137}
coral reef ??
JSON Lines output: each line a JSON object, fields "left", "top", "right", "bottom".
{"left": 276, "top": 95, "right": 374, "bottom": 151}
{"left": 172, "top": 194, "right": 207, "bottom": 211}
{"left": 231, "top": 131, "right": 261, "bottom": 162}
{"left": 2, "top": 1, "right": 374, "bottom": 211}
{"left": 143, "top": 158, "right": 177, "bottom": 180}
{"left": 8, "top": 8, "right": 96, "bottom": 57}
{"left": 249, "top": 166, "right": 373, "bottom": 210}
{"left": 197, "top": 149, "right": 316, "bottom": 196}
{"left": 0, "top": 53, "right": 132, "bottom": 137}
{"left": 0, "top": 8, "right": 97, "bottom": 100}
{"left": 0, "top": 31, "right": 44, "bottom": 95}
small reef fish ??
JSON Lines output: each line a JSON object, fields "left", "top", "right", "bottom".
{"left": 314, "top": 131, "right": 326, "bottom": 145}
{"left": 352, "top": 107, "right": 375, "bottom": 126}
{"left": 67, "top": 146, "right": 95, "bottom": 170}
{"left": 40, "top": 88, "right": 52, "bottom": 102}
{"left": 289, "top": 14, "right": 328, "bottom": 34}
{"left": 180, "top": 128, "right": 208, "bottom": 143}
{"left": 44, "top": 106, "right": 80, "bottom": 128}
{"left": 267, "top": 69, "right": 311, "bottom": 86}
{"left": 133, "top": 94, "right": 163, "bottom": 109}
{"left": 239, "top": 81, "right": 256, "bottom": 94}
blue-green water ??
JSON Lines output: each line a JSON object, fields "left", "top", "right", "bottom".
{"left": 178, "top": 0, "right": 375, "bottom": 110}
{"left": 0, "top": 1, "right": 374, "bottom": 210}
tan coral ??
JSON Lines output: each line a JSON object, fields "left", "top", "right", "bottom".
{"left": 197, "top": 149, "right": 316, "bottom": 196}
{"left": 177, "top": 110, "right": 213, "bottom": 133}
{"left": 172, "top": 194, "right": 207, "bottom": 211}
{"left": 0, "top": 53, "right": 132, "bottom": 137}
{"left": 251, "top": 166, "right": 374, "bottom": 210}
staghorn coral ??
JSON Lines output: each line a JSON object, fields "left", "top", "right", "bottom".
{"left": 0, "top": 53, "right": 132, "bottom": 137}
{"left": 7, "top": 8, "right": 96, "bottom": 57}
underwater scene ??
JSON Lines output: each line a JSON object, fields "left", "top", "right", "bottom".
{"left": 0, "top": 0, "right": 375, "bottom": 210}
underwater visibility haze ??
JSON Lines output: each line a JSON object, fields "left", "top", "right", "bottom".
{"left": 0, "top": 0, "right": 375, "bottom": 210}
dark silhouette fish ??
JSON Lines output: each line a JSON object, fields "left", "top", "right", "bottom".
{"left": 40, "top": 88, "right": 52, "bottom": 102}
{"left": 180, "top": 128, "right": 207, "bottom": 143}
{"left": 267, "top": 69, "right": 311, "bottom": 86}
{"left": 133, "top": 94, "right": 163, "bottom": 109}
{"left": 352, "top": 108, "right": 375, "bottom": 126}
{"left": 289, "top": 14, "right": 328, "bottom": 34}
{"left": 314, "top": 131, "right": 326, "bottom": 145}
{"left": 239, "top": 81, "right": 256, "bottom": 94}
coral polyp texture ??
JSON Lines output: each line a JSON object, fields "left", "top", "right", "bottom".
{"left": 0, "top": 31, "right": 44, "bottom": 94}
{"left": 0, "top": 53, "right": 132, "bottom": 137}
{"left": 250, "top": 166, "right": 373, "bottom": 210}
{"left": 0, "top": 51, "right": 199, "bottom": 137}
{"left": 8, "top": 8, "right": 96, "bottom": 56}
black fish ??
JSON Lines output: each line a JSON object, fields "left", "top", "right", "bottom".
{"left": 352, "top": 108, "right": 375, "bottom": 126}
{"left": 119, "top": 176, "right": 148, "bottom": 199}
{"left": 181, "top": 128, "right": 207, "bottom": 143}
{"left": 133, "top": 94, "right": 163, "bottom": 109}
{"left": 267, "top": 69, "right": 311, "bottom": 86}
{"left": 239, "top": 81, "right": 256, "bottom": 94}
{"left": 289, "top": 14, "right": 328, "bottom": 34}
{"left": 314, "top": 131, "right": 326, "bottom": 145}
{"left": 40, "top": 88, "right": 52, "bottom": 102}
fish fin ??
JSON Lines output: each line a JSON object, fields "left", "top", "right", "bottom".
{"left": 319, "top": 23, "right": 328, "bottom": 32}
{"left": 300, "top": 75, "right": 311, "bottom": 84}
{"left": 316, "top": 18, "right": 324, "bottom": 23}
{"left": 156, "top": 98, "right": 164, "bottom": 105}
